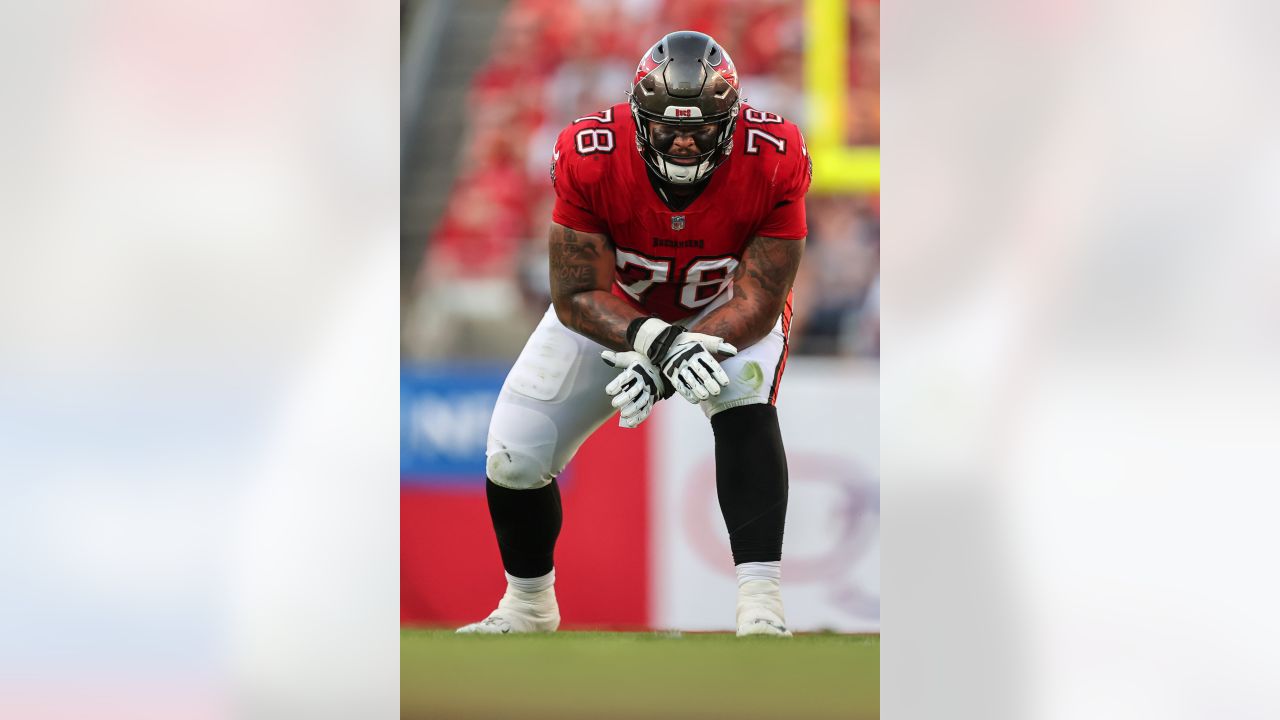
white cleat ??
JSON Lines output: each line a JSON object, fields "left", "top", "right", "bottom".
{"left": 736, "top": 579, "right": 793, "bottom": 637}
{"left": 456, "top": 586, "right": 560, "bottom": 634}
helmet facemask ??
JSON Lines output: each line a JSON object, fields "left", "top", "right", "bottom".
{"left": 630, "top": 103, "right": 738, "bottom": 185}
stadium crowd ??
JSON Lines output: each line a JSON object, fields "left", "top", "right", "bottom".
{"left": 404, "top": 0, "right": 879, "bottom": 359}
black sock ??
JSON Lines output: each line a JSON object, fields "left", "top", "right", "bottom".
{"left": 711, "top": 404, "right": 788, "bottom": 565}
{"left": 485, "top": 478, "right": 562, "bottom": 579}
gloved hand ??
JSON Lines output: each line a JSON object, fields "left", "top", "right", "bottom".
{"left": 623, "top": 315, "right": 739, "bottom": 405}
{"left": 601, "top": 350, "right": 671, "bottom": 428}
{"left": 658, "top": 332, "right": 738, "bottom": 403}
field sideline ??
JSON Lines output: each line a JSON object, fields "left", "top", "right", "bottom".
{"left": 402, "top": 628, "right": 879, "bottom": 719}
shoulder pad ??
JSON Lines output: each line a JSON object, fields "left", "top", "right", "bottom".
{"left": 554, "top": 106, "right": 628, "bottom": 184}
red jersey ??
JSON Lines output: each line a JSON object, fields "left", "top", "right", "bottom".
{"left": 551, "top": 103, "right": 811, "bottom": 322}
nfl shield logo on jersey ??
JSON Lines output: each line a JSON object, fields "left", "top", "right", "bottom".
{"left": 671, "top": 215, "right": 685, "bottom": 231}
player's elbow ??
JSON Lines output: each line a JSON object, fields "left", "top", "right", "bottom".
{"left": 552, "top": 292, "right": 594, "bottom": 336}
{"left": 551, "top": 295, "right": 575, "bottom": 327}
{"left": 743, "top": 302, "right": 787, "bottom": 348}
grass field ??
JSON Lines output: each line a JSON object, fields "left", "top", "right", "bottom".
{"left": 402, "top": 629, "right": 879, "bottom": 719}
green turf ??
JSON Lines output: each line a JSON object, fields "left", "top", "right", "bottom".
{"left": 401, "top": 629, "right": 879, "bottom": 719}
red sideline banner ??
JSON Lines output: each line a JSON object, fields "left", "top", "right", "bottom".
{"left": 401, "top": 420, "right": 651, "bottom": 629}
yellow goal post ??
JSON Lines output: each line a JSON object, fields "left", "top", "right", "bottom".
{"left": 805, "top": 0, "right": 879, "bottom": 194}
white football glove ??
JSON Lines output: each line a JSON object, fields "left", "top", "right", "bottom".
{"left": 601, "top": 350, "right": 671, "bottom": 429}
{"left": 626, "top": 317, "right": 738, "bottom": 405}
{"left": 659, "top": 332, "right": 738, "bottom": 403}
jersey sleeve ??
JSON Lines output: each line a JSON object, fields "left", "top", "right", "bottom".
{"left": 754, "top": 125, "right": 813, "bottom": 241}
{"left": 550, "top": 125, "right": 609, "bottom": 234}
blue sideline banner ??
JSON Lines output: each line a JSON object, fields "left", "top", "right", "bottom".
{"left": 401, "top": 364, "right": 506, "bottom": 484}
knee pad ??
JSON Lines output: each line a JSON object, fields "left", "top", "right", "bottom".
{"left": 488, "top": 400, "right": 559, "bottom": 490}
{"left": 487, "top": 450, "right": 552, "bottom": 490}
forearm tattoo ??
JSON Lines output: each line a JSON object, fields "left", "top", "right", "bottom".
{"left": 548, "top": 224, "right": 638, "bottom": 350}
{"left": 693, "top": 235, "right": 804, "bottom": 349}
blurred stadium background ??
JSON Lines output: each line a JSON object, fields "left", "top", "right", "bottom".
{"left": 401, "top": 0, "right": 879, "bottom": 634}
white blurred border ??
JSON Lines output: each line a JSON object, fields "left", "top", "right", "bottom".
{"left": 885, "top": 1, "right": 1280, "bottom": 717}
{"left": 0, "top": 2, "right": 399, "bottom": 718}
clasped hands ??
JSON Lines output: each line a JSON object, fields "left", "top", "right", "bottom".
{"left": 600, "top": 317, "right": 737, "bottom": 429}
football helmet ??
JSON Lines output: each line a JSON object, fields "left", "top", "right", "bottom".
{"left": 629, "top": 31, "right": 741, "bottom": 185}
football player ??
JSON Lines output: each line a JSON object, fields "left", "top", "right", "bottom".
{"left": 457, "top": 30, "right": 810, "bottom": 637}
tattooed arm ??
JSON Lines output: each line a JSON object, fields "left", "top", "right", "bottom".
{"left": 548, "top": 222, "right": 643, "bottom": 350}
{"left": 688, "top": 234, "right": 805, "bottom": 350}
